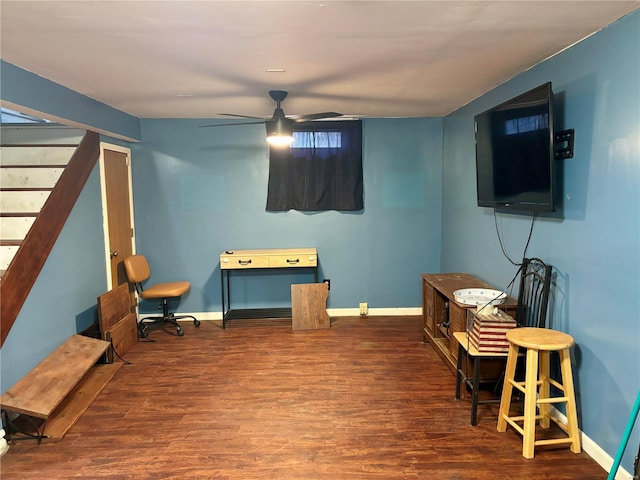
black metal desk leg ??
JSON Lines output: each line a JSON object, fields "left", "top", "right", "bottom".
{"left": 456, "top": 343, "right": 464, "bottom": 400}
{"left": 471, "top": 357, "right": 481, "bottom": 426}
{"left": 220, "top": 269, "right": 228, "bottom": 329}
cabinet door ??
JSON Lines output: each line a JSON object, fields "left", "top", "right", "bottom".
{"left": 423, "top": 280, "right": 435, "bottom": 334}
{"left": 449, "top": 302, "right": 467, "bottom": 360}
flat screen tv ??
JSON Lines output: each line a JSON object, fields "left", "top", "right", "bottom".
{"left": 475, "top": 82, "right": 556, "bottom": 212}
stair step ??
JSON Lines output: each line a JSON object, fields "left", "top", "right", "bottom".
{"left": 0, "top": 216, "right": 35, "bottom": 240}
{"left": 0, "top": 146, "right": 76, "bottom": 166}
{"left": 0, "top": 191, "right": 50, "bottom": 213}
{"left": 0, "top": 167, "right": 64, "bottom": 189}
{"left": 0, "top": 125, "right": 85, "bottom": 145}
{"left": 0, "top": 245, "right": 19, "bottom": 271}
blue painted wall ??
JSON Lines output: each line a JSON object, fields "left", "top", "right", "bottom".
{"left": 131, "top": 117, "right": 442, "bottom": 313}
{"left": 0, "top": 164, "right": 107, "bottom": 392}
{"left": 441, "top": 11, "right": 639, "bottom": 472}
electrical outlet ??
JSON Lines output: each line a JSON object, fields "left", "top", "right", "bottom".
{"left": 359, "top": 302, "right": 368, "bottom": 316}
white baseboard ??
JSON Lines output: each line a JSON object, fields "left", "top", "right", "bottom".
{"left": 185, "top": 311, "right": 222, "bottom": 321}
{"left": 173, "top": 309, "right": 628, "bottom": 478}
{"left": 327, "top": 307, "right": 423, "bottom": 317}
{"left": 177, "top": 307, "right": 422, "bottom": 322}
{"left": 550, "top": 407, "right": 631, "bottom": 480}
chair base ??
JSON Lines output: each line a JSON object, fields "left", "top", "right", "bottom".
{"left": 138, "top": 298, "right": 200, "bottom": 338}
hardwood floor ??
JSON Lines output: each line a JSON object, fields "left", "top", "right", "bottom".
{"left": 1, "top": 317, "right": 607, "bottom": 479}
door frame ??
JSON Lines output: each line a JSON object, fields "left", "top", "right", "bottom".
{"left": 99, "top": 142, "right": 136, "bottom": 290}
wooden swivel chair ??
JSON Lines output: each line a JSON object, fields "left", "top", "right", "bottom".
{"left": 454, "top": 257, "right": 553, "bottom": 425}
{"left": 123, "top": 254, "right": 200, "bottom": 338}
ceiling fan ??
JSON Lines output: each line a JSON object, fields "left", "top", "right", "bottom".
{"left": 200, "top": 90, "right": 343, "bottom": 146}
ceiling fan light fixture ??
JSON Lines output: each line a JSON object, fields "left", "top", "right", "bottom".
{"left": 266, "top": 134, "right": 294, "bottom": 147}
{"left": 266, "top": 118, "right": 294, "bottom": 147}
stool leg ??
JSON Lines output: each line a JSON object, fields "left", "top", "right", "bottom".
{"left": 559, "top": 348, "right": 581, "bottom": 453}
{"left": 497, "top": 343, "right": 519, "bottom": 432}
{"left": 539, "top": 350, "right": 551, "bottom": 428}
{"left": 522, "top": 348, "right": 539, "bottom": 459}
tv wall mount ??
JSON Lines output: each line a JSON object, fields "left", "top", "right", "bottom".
{"left": 554, "top": 129, "right": 574, "bottom": 159}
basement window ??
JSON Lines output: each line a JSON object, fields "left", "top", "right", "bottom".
{"left": 266, "top": 120, "right": 363, "bottom": 212}
{"left": 292, "top": 131, "right": 342, "bottom": 149}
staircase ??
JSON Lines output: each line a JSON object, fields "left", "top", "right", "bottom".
{"left": 0, "top": 125, "right": 100, "bottom": 346}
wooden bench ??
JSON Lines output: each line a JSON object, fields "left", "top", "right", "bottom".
{"left": 1, "top": 334, "right": 121, "bottom": 442}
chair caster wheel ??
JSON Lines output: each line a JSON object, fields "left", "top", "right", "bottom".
{"left": 194, "top": 320, "right": 201, "bottom": 327}
{"left": 177, "top": 329, "right": 184, "bottom": 336}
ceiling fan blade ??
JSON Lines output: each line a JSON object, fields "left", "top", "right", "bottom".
{"left": 199, "top": 121, "right": 265, "bottom": 128}
{"left": 291, "top": 112, "right": 343, "bottom": 122}
{"left": 199, "top": 92, "right": 342, "bottom": 129}
{"left": 218, "top": 113, "right": 269, "bottom": 120}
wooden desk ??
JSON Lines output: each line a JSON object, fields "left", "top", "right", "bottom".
{"left": 421, "top": 273, "right": 517, "bottom": 374}
{"left": 220, "top": 248, "right": 318, "bottom": 328}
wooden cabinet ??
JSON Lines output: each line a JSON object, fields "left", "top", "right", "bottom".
{"left": 421, "top": 273, "right": 516, "bottom": 374}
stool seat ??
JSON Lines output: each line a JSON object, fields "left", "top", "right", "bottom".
{"left": 498, "top": 327, "right": 581, "bottom": 459}
{"left": 506, "top": 327, "right": 573, "bottom": 351}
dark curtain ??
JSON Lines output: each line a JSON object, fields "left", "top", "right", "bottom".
{"left": 266, "top": 120, "right": 363, "bottom": 211}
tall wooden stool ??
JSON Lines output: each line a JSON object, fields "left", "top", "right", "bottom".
{"left": 497, "top": 327, "right": 581, "bottom": 459}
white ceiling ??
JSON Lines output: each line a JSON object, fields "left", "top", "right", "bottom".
{"left": 1, "top": 1, "right": 638, "bottom": 120}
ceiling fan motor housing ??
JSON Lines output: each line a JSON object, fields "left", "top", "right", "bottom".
{"left": 266, "top": 117, "right": 294, "bottom": 137}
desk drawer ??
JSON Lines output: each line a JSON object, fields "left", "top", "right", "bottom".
{"left": 269, "top": 254, "right": 317, "bottom": 268}
{"left": 220, "top": 248, "right": 317, "bottom": 270}
{"left": 220, "top": 254, "right": 269, "bottom": 269}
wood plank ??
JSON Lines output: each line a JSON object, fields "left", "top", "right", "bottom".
{"left": 42, "top": 363, "right": 122, "bottom": 440}
{"left": 97, "top": 283, "right": 132, "bottom": 332}
{"left": 103, "top": 313, "right": 138, "bottom": 363}
{"left": 0, "top": 335, "right": 109, "bottom": 418}
{"left": 291, "top": 283, "right": 330, "bottom": 330}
